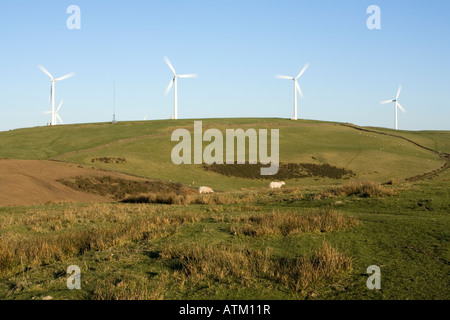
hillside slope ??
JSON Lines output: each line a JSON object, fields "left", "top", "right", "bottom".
{"left": 0, "top": 118, "right": 447, "bottom": 191}
{"left": 0, "top": 159, "right": 139, "bottom": 206}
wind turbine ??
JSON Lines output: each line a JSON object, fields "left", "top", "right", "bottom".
{"left": 164, "top": 57, "right": 198, "bottom": 120}
{"left": 380, "top": 86, "right": 406, "bottom": 130}
{"left": 39, "top": 65, "right": 74, "bottom": 126}
{"left": 276, "top": 63, "right": 309, "bottom": 120}
{"left": 43, "top": 100, "right": 64, "bottom": 125}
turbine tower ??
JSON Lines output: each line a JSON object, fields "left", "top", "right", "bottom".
{"left": 39, "top": 65, "right": 74, "bottom": 126}
{"left": 164, "top": 57, "right": 198, "bottom": 120}
{"left": 381, "top": 86, "right": 406, "bottom": 130}
{"left": 276, "top": 63, "right": 309, "bottom": 120}
{"left": 43, "top": 100, "right": 64, "bottom": 125}
{"left": 112, "top": 81, "right": 117, "bottom": 124}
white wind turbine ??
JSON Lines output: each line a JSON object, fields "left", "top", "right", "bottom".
{"left": 43, "top": 100, "right": 64, "bottom": 125}
{"left": 276, "top": 63, "right": 309, "bottom": 120}
{"left": 39, "top": 65, "right": 75, "bottom": 126}
{"left": 164, "top": 57, "right": 198, "bottom": 120}
{"left": 380, "top": 86, "right": 406, "bottom": 130}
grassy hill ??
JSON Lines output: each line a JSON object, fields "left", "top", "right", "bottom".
{"left": 0, "top": 118, "right": 449, "bottom": 301}
{"left": 0, "top": 118, "right": 446, "bottom": 191}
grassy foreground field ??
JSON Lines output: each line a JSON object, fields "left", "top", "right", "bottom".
{"left": 0, "top": 118, "right": 448, "bottom": 300}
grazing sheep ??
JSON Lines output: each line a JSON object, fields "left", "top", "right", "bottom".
{"left": 199, "top": 186, "right": 214, "bottom": 194}
{"left": 269, "top": 181, "right": 285, "bottom": 189}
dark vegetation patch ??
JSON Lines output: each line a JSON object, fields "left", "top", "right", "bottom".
{"left": 91, "top": 157, "right": 127, "bottom": 164}
{"left": 202, "top": 162, "right": 355, "bottom": 180}
{"left": 414, "top": 199, "right": 433, "bottom": 211}
{"left": 58, "top": 176, "right": 195, "bottom": 200}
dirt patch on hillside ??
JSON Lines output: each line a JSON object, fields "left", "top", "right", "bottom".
{"left": 0, "top": 159, "right": 166, "bottom": 206}
{"left": 202, "top": 162, "right": 355, "bottom": 180}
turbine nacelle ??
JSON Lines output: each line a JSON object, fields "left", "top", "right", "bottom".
{"left": 39, "top": 65, "right": 75, "bottom": 82}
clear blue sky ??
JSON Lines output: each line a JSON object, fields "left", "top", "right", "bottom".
{"left": 0, "top": 0, "right": 449, "bottom": 132}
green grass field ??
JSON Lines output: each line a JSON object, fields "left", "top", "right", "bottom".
{"left": 1, "top": 118, "right": 444, "bottom": 190}
{"left": 0, "top": 118, "right": 448, "bottom": 300}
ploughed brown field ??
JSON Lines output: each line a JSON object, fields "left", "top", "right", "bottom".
{"left": 0, "top": 159, "right": 154, "bottom": 206}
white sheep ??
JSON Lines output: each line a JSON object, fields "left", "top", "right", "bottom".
{"left": 269, "top": 181, "right": 285, "bottom": 189}
{"left": 199, "top": 186, "right": 214, "bottom": 194}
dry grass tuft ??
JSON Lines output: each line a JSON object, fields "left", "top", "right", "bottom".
{"left": 122, "top": 192, "right": 257, "bottom": 206}
{"left": 160, "top": 241, "right": 352, "bottom": 292}
{"left": 230, "top": 208, "right": 358, "bottom": 237}
{"left": 91, "top": 272, "right": 169, "bottom": 300}
{"left": 122, "top": 193, "right": 192, "bottom": 205}
{"left": 0, "top": 204, "right": 204, "bottom": 275}
{"left": 273, "top": 241, "right": 353, "bottom": 291}
{"left": 320, "top": 180, "right": 396, "bottom": 199}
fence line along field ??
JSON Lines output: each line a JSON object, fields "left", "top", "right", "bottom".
{"left": 0, "top": 118, "right": 448, "bottom": 300}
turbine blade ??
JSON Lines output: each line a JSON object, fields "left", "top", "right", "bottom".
{"left": 56, "top": 114, "right": 64, "bottom": 125}
{"left": 38, "top": 65, "right": 53, "bottom": 79}
{"left": 396, "top": 86, "right": 402, "bottom": 99}
{"left": 296, "top": 63, "right": 310, "bottom": 79}
{"left": 55, "top": 72, "right": 75, "bottom": 81}
{"left": 380, "top": 100, "right": 393, "bottom": 105}
{"left": 57, "top": 100, "right": 63, "bottom": 112}
{"left": 295, "top": 81, "right": 303, "bottom": 98}
{"left": 397, "top": 103, "right": 406, "bottom": 113}
{"left": 164, "top": 57, "right": 176, "bottom": 75}
{"left": 164, "top": 79, "right": 174, "bottom": 95}
{"left": 275, "top": 75, "right": 293, "bottom": 80}
{"left": 42, "top": 111, "right": 51, "bottom": 114}
{"left": 178, "top": 74, "right": 198, "bottom": 79}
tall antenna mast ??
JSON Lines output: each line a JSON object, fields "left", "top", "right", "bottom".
{"left": 112, "top": 80, "right": 117, "bottom": 124}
